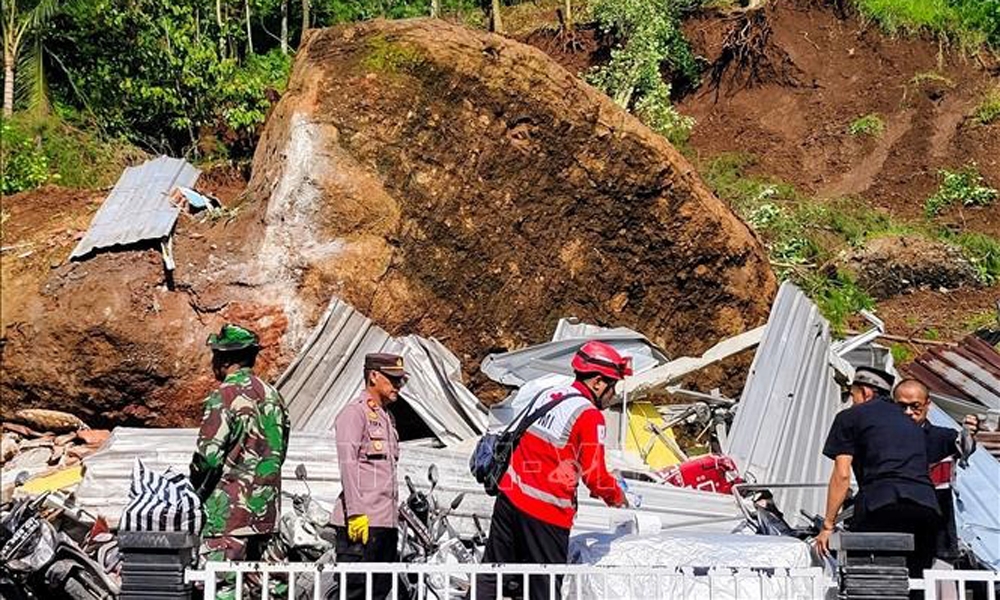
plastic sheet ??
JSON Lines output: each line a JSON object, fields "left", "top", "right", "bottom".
{"left": 567, "top": 529, "right": 816, "bottom": 599}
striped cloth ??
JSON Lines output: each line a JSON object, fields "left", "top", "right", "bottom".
{"left": 121, "top": 458, "right": 203, "bottom": 534}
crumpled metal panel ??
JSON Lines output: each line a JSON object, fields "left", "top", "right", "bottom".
{"left": 725, "top": 282, "right": 842, "bottom": 521}
{"left": 902, "top": 336, "right": 1000, "bottom": 411}
{"left": 276, "top": 298, "right": 487, "bottom": 446}
{"left": 77, "top": 428, "right": 744, "bottom": 535}
{"left": 70, "top": 156, "right": 199, "bottom": 259}
{"left": 480, "top": 318, "right": 670, "bottom": 387}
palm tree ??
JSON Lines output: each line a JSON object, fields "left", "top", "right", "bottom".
{"left": 2, "top": 0, "right": 59, "bottom": 117}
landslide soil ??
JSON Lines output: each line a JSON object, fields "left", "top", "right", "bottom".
{"left": 0, "top": 170, "right": 290, "bottom": 428}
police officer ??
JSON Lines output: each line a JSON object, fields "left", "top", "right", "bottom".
{"left": 332, "top": 353, "right": 406, "bottom": 600}
{"left": 816, "top": 367, "right": 940, "bottom": 578}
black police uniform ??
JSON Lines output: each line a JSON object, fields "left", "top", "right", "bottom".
{"left": 923, "top": 422, "right": 962, "bottom": 563}
{"left": 822, "top": 395, "right": 941, "bottom": 577}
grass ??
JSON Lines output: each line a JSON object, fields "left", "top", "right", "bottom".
{"left": 974, "top": 87, "right": 1000, "bottom": 126}
{"left": 924, "top": 163, "right": 999, "bottom": 217}
{"left": 702, "top": 152, "right": 1000, "bottom": 331}
{"left": 964, "top": 309, "right": 999, "bottom": 332}
{"left": 852, "top": 0, "right": 999, "bottom": 50}
{"left": 849, "top": 113, "right": 886, "bottom": 137}
{"left": 363, "top": 36, "right": 425, "bottom": 74}
{"left": 890, "top": 343, "right": 914, "bottom": 363}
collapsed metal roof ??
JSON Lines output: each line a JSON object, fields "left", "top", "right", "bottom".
{"left": 276, "top": 297, "right": 487, "bottom": 446}
{"left": 76, "top": 428, "right": 744, "bottom": 536}
{"left": 70, "top": 156, "right": 199, "bottom": 260}
{"left": 902, "top": 335, "right": 1000, "bottom": 411}
{"left": 480, "top": 318, "right": 670, "bottom": 387}
{"left": 724, "top": 282, "right": 843, "bottom": 521}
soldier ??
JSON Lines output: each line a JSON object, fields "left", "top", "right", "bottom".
{"left": 331, "top": 353, "right": 405, "bottom": 600}
{"left": 189, "top": 324, "right": 290, "bottom": 600}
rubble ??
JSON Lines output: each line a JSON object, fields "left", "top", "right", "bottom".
{"left": 0, "top": 419, "right": 109, "bottom": 503}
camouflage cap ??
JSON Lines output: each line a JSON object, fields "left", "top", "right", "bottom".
{"left": 852, "top": 366, "right": 894, "bottom": 393}
{"left": 364, "top": 353, "right": 406, "bottom": 377}
{"left": 207, "top": 324, "right": 260, "bottom": 352}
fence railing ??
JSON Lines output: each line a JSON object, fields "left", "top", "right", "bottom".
{"left": 187, "top": 561, "right": 830, "bottom": 599}
{"left": 186, "top": 562, "right": 1000, "bottom": 600}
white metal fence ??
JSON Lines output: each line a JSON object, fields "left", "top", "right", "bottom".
{"left": 186, "top": 561, "right": 831, "bottom": 599}
{"left": 186, "top": 562, "right": 1000, "bottom": 600}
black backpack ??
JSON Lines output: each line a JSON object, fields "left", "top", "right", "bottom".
{"left": 469, "top": 389, "right": 581, "bottom": 496}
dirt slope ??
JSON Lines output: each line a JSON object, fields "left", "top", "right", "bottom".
{"left": 249, "top": 18, "right": 777, "bottom": 387}
{"left": 678, "top": 0, "right": 1000, "bottom": 235}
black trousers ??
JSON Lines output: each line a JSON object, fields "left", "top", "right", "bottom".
{"left": 855, "top": 500, "right": 941, "bottom": 579}
{"left": 474, "top": 493, "right": 570, "bottom": 600}
{"left": 334, "top": 526, "right": 399, "bottom": 600}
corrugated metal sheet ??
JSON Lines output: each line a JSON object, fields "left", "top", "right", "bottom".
{"left": 70, "top": 156, "right": 199, "bottom": 259}
{"left": 480, "top": 320, "right": 670, "bottom": 387}
{"left": 725, "top": 282, "right": 842, "bottom": 521}
{"left": 902, "top": 336, "right": 1000, "bottom": 411}
{"left": 276, "top": 298, "right": 487, "bottom": 445}
{"left": 76, "top": 428, "right": 744, "bottom": 535}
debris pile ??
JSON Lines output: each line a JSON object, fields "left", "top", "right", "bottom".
{"left": 1, "top": 409, "right": 110, "bottom": 503}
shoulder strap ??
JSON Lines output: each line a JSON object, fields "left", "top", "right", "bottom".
{"left": 500, "top": 386, "right": 555, "bottom": 436}
{"left": 509, "top": 392, "right": 585, "bottom": 446}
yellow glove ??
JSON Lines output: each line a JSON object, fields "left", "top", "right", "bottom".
{"left": 347, "top": 514, "right": 369, "bottom": 545}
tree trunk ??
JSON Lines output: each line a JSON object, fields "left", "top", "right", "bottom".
{"left": 563, "top": 0, "right": 573, "bottom": 31}
{"left": 3, "top": 51, "right": 14, "bottom": 117}
{"left": 281, "top": 0, "right": 288, "bottom": 55}
{"left": 490, "top": 0, "right": 503, "bottom": 33}
{"left": 431, "top": 0, "right": 440, "bottom": 18}
{"left": 302, "top": 0, "right": 310, "bottom": 36}
{"left": 245, "top": 0, "right": 253, "bottom": 54}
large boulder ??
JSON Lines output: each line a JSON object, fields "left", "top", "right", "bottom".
{"left": 1, "top": 19, "right": 776, "bottom": 426}
{"left": 248, "top": 18, "right": 777, "bottom": 379}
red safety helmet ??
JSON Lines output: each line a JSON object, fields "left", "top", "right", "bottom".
{"left": 571, "top": 341, "right": 633, "bottom": 381}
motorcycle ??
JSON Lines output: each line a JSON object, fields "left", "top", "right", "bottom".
{"left": 272, "top": 464, "right": 338, "bottom": 599}
{"left": 1, "top": 492, "right": 119, "bottom": 600}
{"left": 398, "top": 465, "right": 486, "bottom": 600}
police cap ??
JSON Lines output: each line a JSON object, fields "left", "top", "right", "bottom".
{"left": 364, "top": 353, "right": 406, "bottom": 377}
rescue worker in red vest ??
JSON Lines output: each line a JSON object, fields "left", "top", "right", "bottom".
{"left": 475, "top": 341, "right": 634, "bottom": 600}
{"left": 331, "top": 353, "right": 406, "bottom": 600}
{"left": 893, "top": 378, "right": 978, "bottom": 565}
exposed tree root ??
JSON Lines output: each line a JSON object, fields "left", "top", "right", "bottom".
{"left": 708, "top": 8, "right": 799, "bottom": 101}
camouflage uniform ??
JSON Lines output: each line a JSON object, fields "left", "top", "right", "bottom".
{"left": 192, "top": 367, "right": 290, "bottom": 599}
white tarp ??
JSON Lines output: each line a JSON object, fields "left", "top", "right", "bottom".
{"left": 567, "top": 530, "right": 816, "bottom": 599}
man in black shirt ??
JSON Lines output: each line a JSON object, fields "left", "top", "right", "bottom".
{"left": 894, "top": 378, "right": 978, "bottom": 565}
{"left": 816, "top": 367, "right": 940, "bottom": 577}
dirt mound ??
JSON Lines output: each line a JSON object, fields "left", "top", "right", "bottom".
{"left": 837, "top": 235, "right": 980, "bottom": 299}
{"left": 249, "top": 19, "right": 776, "bottom": 385}
{"left": 678, "top": 0, "right": 1000, "bottom": 235}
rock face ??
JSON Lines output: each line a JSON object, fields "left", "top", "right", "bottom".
{"left": 248, "top": 19, "right": 777, "bottom": 378}
{"left": 1, "top": 19, "right": 776, "bottom": 426}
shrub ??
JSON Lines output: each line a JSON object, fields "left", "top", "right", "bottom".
{"left": 924, "top": 164, "right": 998, "bottom": 217}
{"left": 947, "top": 232, "right": 1000, "bottom": 285}
{"left": 587, "top": 0, "right": 698, "bottom": 145}
{"left": 848, "top": 113, "right": 885, "bottom": 137}
{"left": 1, "top": 121, "right": 50, "bottom": 195}
{"left": 974, "top": 87, "right": 1000, "bottom": 125}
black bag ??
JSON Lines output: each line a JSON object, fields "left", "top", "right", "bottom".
{"left": 469, "top": 389, "right": 579, "bottom": 496}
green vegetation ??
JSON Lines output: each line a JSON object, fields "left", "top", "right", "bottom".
{"left": 924, "top": 163, "right": 998, "bottom": 217}
{"left": 964, "top": 309, "right": 998, "bottom": 332}
{"left": 587, "top": 0, "right": 698, "bottom": 145}
{"left": 363, "top": 37, "right": 424, "bottom": 74}
{"left": 974, "top": 87, "right": 1000, "bottom": 125}
{"left": 1, "top": 114, "right": 140, "bottom": 193}
{"left": 853, "top": 0, "right": 1000, "bottom": 49}
{"left": 848, "top": 113, "right": 885, "bottom": 137}
{"left": 1, "top": 121, "right": 50, "bottom": 194}
{"left": 946, "top": 231, "right": 1000, "bottom": 285}
{"left": 890, "top": 343, "right": 914, "bottom": 363}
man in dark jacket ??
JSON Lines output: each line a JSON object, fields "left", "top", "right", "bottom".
{"left": 816, "top": 367, "right": 940, "bottom": 578}
{"left": 894, "top": 378, "right": 978, "bottom": 564}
